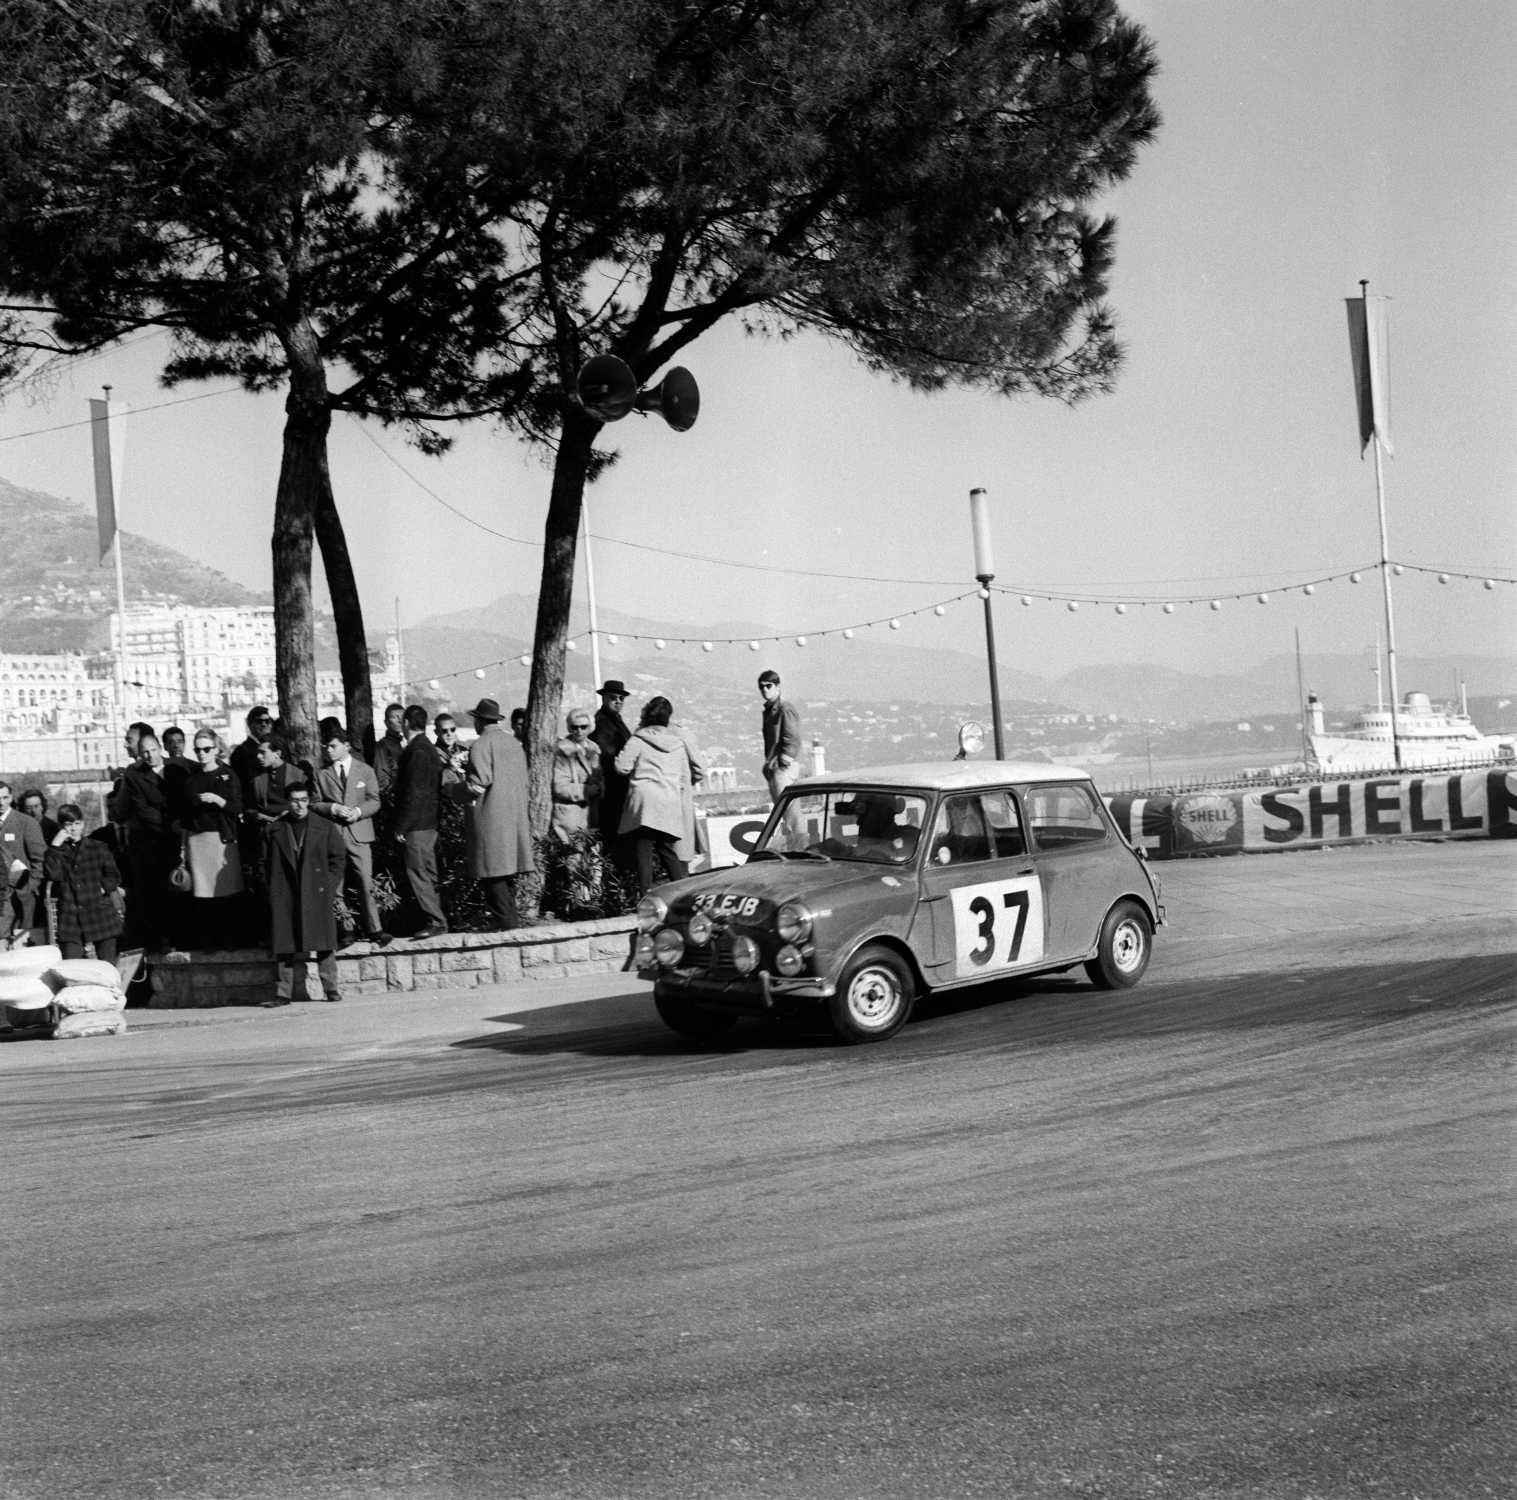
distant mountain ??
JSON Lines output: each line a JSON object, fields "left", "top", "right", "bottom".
{"left": 0, "top": 474, "right": 262, "bottom": 652}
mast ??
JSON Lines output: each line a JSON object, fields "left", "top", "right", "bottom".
{"left": 1295, "top": 627, "right": 1309, "bottom": 763}
{"left": 1361, "top": 280, "right": 1402, "bottom": 766}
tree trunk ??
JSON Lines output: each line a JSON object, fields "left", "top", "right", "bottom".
{"left": 272, "top": 325, "right": 332, "bottom": 768}
{"left": 524, "top": 406, "right": 601, "bottom": 844}
{"left": 313, "top": 482, "right": 374, "bottom": 759}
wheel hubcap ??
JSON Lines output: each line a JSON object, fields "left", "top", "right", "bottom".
{"left": 847, "top": 967, "right": 900, "bottom": 1025}
{"left": 1113, "top": 920, "right": 1145, "bottom": 972}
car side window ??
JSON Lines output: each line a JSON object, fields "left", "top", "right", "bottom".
{"left": 1025, "top": 784, "right": 1107, "bottom": 850}
{"left": 980, "top": 790, "right": 1025, "bottom": 858}
{"left": 928, "top": 794, "right": 991, "bottom": 866}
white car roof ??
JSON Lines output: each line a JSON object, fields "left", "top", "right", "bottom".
{"left": 797, "top": 761, "right": 1093, "bottom": 794}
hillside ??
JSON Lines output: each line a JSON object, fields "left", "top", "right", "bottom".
{"left": 0, "top": 474, "right": 262, "bottom": 652}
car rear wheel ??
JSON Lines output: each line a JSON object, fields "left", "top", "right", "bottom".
{"left": 828, "top": 944, "right": 915, "bottom": 1044}
{"left": 1085, "top": 900, "right": 1152, "bottom": 989}
{"left": 654, "top": 987, "right": 738, "bottom": 1041}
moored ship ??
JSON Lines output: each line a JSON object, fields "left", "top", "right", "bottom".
{"left": 1306, "top": 690, "right": 1515, "bottom": 773}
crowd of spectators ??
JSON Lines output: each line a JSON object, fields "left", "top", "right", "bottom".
{"left": 1, "top": 674, "right": 740, "bottom": 973}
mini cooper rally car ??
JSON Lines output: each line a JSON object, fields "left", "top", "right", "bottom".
{"left": 633, "top": 762, "right": 1166, "bottom": 1044}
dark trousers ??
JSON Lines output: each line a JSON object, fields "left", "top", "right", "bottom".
{"left": 61, "top": 937, "right": 118, "bottom": 963}
{"left": 481, "top": 875, "right": 518, "bottom": 930}
{"left": 633, "top": 832, "right": 687, "bottom": 895}
{"left": 402, "top": 829, "right": 445, "bottom": 926}
{"left": 275, "top": 951, "right": 339, "bottom": 1000}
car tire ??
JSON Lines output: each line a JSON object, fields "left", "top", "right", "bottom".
{"left": 1085, "top": 900, "right": 1152, "bottom": 989}
{"left": 654, "top": 987, "right": 738, "bottom": 1041}
{"left": 828, "top": 944, "right": 915, "bottom": 1044}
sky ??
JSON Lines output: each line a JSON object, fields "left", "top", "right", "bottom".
{"left": 1, "top": 0, "right": 1513, "bottom": 697}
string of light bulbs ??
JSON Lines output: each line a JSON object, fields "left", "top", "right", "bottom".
{"left": 402, "top": 560, "right": 1514, "bottom": 692}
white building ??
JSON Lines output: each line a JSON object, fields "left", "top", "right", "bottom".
{"left": 0, "top": 652, "right": 114, "bottom": 735}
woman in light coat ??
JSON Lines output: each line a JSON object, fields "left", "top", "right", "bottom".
{"left": 615, "top": 696, "right": 704, "bottom": 894}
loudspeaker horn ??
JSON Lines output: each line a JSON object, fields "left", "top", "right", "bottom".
{"left": 576, "top": 355, "right": 638, "bottom": 422}
{"left": 635, "top": 366, "right": 700, "bottom": 431}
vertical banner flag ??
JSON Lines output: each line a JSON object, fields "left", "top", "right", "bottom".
{"left": 89, "top": 395, "right": 127, "bottom": 563}
{"left": 1345, "top": 293, "right": 1393, "bottom": 456}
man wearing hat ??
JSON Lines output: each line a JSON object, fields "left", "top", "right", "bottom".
{"left": 591, "top": 680, "right": 633, "bottom": 867}
{"left": 463, "top": 697, "right": 535, "bottom": 928}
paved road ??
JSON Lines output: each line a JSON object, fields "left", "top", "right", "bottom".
{"left": 3, "top": 841, "right": 1514, "bottom": 1499}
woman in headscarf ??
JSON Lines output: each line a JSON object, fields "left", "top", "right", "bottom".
{"left": 614, "top": 696, "right": 704, "bottom": 894}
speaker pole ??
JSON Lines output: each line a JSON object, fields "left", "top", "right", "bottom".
{"left": 580, "top": 492, "right": 603, "bottom": 695}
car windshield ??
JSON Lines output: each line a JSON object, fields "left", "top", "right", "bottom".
{"left": 754, "top": 789, "right": 928, "bottom": 865}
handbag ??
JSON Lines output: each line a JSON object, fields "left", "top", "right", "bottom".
{"left": 169, "top": 856, "right": 192, "bottom": 893}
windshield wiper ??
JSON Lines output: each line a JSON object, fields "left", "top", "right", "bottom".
{"left": 792, "top": 849, "right": 832, "bottom": 861}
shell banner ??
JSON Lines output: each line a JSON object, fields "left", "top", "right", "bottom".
{"left": 1107, "top": 768, "right": 1517, "bottom": 859}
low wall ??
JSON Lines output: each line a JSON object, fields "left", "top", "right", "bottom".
{"left": 149, "top": 918, "right": 638, "bottom": 1008}
{"left": 1107, "top": 766, "right": 1517, "bottom": 858}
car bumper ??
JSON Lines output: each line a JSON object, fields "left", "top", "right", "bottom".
{"left": 639, "top": 966, "right": 836, "bottom": 1014}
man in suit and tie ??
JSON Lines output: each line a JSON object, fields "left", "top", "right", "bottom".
{"left": 392, "top": 703, "right": 448, "bottom": 937}
{"left": 263, "top": 782, "right": 348, "bottom": 1005}
{"left": 310, "top": 724, "right": 391, "bottom": 946}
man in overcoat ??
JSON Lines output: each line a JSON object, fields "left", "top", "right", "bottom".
{"left": 264, "top": 783, "right": 347, "bottom": 1005}
{"left": 43, "top": 804, "right": 124, "bottom": 961}
{"left": 463, "top": 697, "right": 535, "bottom": 929}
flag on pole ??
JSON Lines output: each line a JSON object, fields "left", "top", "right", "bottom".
{"left": 1345, "top": 293, "right": 1393, "bottom": 457}
{"left": 89, "top": 395, "right": 127, "bottom": 563}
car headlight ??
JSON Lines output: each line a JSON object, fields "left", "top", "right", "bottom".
{"left": 686, "top": 909, "right": 714, "bottom": 946}
{"left": 777, "top": 901, "right": 813, "bottom": 943}
{"left": 774, "top": 943, "right": 805, "bottom": 977}
{"left": 652, "top": 927, "right": 685, "bottom": 967}
{"left": 729, "top": 934, "right": 759, "bottom": 974}
{"left": 636, "top": 894, "right": 668, "bottom": 933}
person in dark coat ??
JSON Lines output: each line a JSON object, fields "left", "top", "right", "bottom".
{"left": 43, "top": 804, "right": 124, "bottom": 961}
{"left": 1, "top": 781, "right": 47, "bottom": 946}
{"left": 17, "top": 789, "right": 59, "bottom": 847}
{"left": 263, "top": 783, "right": 347, "bottom": 1006}
{"left": 392, "top": 704, "right": 447, "bottom": 936}
{"left": 113, "top": 731, "right": 179, "bottom": 950}
{"left": 177, "top": 730, "right": 246, "bottom": 948}
{"left": 591, "top": 680, "right": 634, "bottom": 878}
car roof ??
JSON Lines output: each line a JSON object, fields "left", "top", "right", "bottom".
{"left": 796, "top": 761, "right": 1094, "bottom": 794}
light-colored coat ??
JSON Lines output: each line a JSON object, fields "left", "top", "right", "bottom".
{"left": 464, "top": 723, "right": 535, "bottom": 878}
{"left": 550, "top": 737, "right": 603, "bottom": 843}
{"left": 615, "top": 725, "right": 704, "bottom": 848}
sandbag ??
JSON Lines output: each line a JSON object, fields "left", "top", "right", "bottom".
{"left": 53, "top": 983, "right": 124, "bottom": 1015}
{"left": 46, "top": 958, "right": 123, "bottom": 991}
{"left": 53, "top": 1011, "right": 128, "bottom": 1039}
{"left": 0, "top": 945, "right": 62, "bottom": 980}
{"left": 0, "top": 975, "right": 55, "bottom": 1008}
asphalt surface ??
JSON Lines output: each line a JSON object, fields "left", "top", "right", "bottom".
{"left": 2, "top": 840, "right": 1514, "bottom": 1500}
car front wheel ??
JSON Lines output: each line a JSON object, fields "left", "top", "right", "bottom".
{"left": 828, "top": 944, "right": 915, "bottom": 1044}
{"left": 654, "top": 987, "right": 738, "bottom": 1041}
{"left": 1085, "top": 900, "right": 1152, "bottom": 989}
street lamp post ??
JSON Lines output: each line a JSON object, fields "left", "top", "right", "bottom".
{"left": 969, "top": 487, "right": 1006, "bottom": 760}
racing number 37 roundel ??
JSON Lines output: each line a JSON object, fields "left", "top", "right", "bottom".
{"left": 947, "top": 874, "right": 1046, "bottom": 980}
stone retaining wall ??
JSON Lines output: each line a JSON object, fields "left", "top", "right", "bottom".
{"left": 149, "top": 917, "right": 639, "bottom": 1008}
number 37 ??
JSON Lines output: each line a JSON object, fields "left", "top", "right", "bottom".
{"left": 967, "top": 890, "right": 1030, "bottom": 966}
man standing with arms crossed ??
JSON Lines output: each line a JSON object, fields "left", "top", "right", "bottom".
{"left": 758, "top": 670, "right": 802, "bottom": 804}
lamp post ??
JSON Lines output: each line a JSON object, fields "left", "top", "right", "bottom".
{"left": 969, "top": 487, "right": 1005, "bottom": 759}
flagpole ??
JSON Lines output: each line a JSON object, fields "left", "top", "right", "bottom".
{"left": 91, "top": 385, "right": 131, "bottom": 743}
{"left": 1361, "top": 280, "right": 1402, "bottom": 767}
